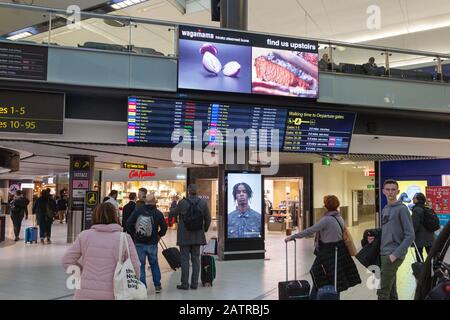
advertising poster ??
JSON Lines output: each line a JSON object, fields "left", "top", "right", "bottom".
{"left": 227, "top": 173, "right": 262, "bottom": 239}
{"left": 426, "top": 186, "right": 450, "bottom": 226}
{"left": 397, "top": 180, "right": 428, "bottom": 210}
{"left": 252, "top": 48, "right": 318, "bottom": 97}
{"left": 178, "top": 25, "right": 319, "bottom": 99}
{"left": 178, "top": 39, "right": 252, "bottom": 94}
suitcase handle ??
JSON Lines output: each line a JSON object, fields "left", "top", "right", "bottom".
{"left": 285, "top": 239, "right": 297, "bottom": 281}
{"left": 159, "top": 237, "right": 167, "bottom": 250}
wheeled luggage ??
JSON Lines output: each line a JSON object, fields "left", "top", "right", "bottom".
{"left": 278, "top": 239, "right": 310, "bottom": 300}
{"left": 25, "top": 226, "right": 38, "bottom": 244}
{"left": 159, "top": 238, "right": 181, "bottom": 271}
{"left": 316, "top": 246, "right": 339, "bottom": 300}
{"left": 201, "top": 254, "right": 216, "bottom": 286}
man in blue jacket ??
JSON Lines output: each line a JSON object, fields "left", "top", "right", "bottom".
{"left": 370, "top": 179, "right": 415, "bottom": 300}
{"left": 127, "top": 192, "right": 167, "bottom": 293}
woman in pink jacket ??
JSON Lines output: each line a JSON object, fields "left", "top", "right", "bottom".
{"left": 62, "top": 203, "right": 141, "bottom": 300}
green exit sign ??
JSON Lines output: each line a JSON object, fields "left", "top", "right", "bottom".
{"left": 322, "top": 157, "right": 331, "bottom": 166}
{"left": 367, "top": 184, "right": 375, "bottom": 189}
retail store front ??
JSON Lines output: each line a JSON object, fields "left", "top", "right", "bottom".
{"left": 101, "top": 168, "right": 187, "bottom": 216}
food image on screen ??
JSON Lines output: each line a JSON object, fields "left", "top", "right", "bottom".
{"left": 178, "top": 39, "right": 252, "bottom": 94}
{"left": 252, "top": 48, "right": 318, "bottom": 98}
{"left": 227, "top": 173, "right": 262, "bottom": 239}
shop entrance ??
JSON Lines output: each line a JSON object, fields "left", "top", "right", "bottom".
{"left": 264, "top": 178, "right": 304, "bottom": 234}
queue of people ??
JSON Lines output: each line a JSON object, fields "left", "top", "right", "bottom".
{"left": 58, "top": 179, "right": 440, "bottom": 300}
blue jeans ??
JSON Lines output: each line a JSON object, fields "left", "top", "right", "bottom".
{"left": 135, "top": 243, "right": 161, "bottom": 288}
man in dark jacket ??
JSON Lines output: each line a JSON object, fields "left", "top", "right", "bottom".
{"left": 122, "top": 192, "right": 136, "bottom": 234}
{"left": 411, "top": 193, "right": 436, "bottom": 261}
{"left": 126, "top": 192, "right": 167, "bottom": 293}
{"left": 33, "top": 189, "right": 57, "bottom": 244}
{"left": 10, "top": 190, "right": 30, "bottom": 241}
{"left": 172, "top": 184, "right": 211, "bottom": 290}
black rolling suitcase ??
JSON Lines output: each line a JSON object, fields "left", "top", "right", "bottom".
{"left": 159, "top": 238, "right": 181, "bottom": 271}
{"left": 201, "top": 254, "right": 216, "bottom": 286}
{"left": 278, "top": 239, "right": 310, "bottom": 300}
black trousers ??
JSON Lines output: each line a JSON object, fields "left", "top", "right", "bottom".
{"left": 39, "top": 219, "right": 53, "bottom": 239}
{"left": 10, "top": 213, "right": 24, "bottom": 238}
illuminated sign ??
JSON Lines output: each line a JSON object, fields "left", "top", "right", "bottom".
{"left": 128, "top": 170, "right": 156, "bottom": 180}
{"left": 0, "top": 89, "right": 64, "bottom": 134}
{"left": 121, "top": 162, "right": 148, "bottom": 170}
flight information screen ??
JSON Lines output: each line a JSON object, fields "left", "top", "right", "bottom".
{"left": 283, "top": 110, "right": 355, "bottom": 153}
{"left": 127, "top": 96, "right": 355, "bottom": 154}
{"left": 127, "top": 97, "right": 287, "bottom": 149}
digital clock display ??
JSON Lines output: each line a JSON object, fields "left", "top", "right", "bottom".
{"left": 0, "top": 89, "right": 64, "bottom": 134}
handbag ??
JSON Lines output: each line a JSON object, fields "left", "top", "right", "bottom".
{"left": 113, "top": 232, "right": 147, "bottom": 300}
{"left": 331, "top": 216, "right": 357, "bottom": 256}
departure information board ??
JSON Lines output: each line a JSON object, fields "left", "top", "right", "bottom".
{"left": 283, "top": 110, "right": 355, "bottom": 153}
{"left": 127, "top": 96, "right": 355, "bottom": 154}
{"left": 0, "top": 89, "right": 64, "bottom": 134}
{"left": 0, "top": 42, "right": 48, "bottom": 81}
{"left": 128, "top": 97, "right": 287, "bottom": 148}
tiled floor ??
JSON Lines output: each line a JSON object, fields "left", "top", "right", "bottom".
{"left": 0, "top": 216, "right": 418, "bottom": 300}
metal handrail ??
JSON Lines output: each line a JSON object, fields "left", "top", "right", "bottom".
{"left": 2, "top": 1, "right": 450, "bottom": 60}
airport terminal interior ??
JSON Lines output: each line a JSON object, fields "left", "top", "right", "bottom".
{"left": 0, "top": 0, "right": 449, "bottom": 301}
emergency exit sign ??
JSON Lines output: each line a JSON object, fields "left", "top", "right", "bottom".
{"left": 367, "top": 184, "right": 375, "bottom": 189}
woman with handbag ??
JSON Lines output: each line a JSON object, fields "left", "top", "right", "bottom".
{"left": 33, "top": 189, "right": 57, "bottom": 244}
{"left": 62, "top": 203, "right": 143, "bottom": 300}
{"left": 285, "top": 195, "right": 361, "bottom": 299}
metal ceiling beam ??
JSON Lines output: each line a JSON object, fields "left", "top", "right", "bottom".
{"left": 167, "top": 0, "right": 186, "bottom": 14}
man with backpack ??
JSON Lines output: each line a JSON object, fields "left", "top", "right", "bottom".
{"left": 411, "top": 193, "right": 437, "bottom": 261}
{"left": 172, "top": 184, "right": 211, "bottom": 290}
{"left": 126, "top": 192, "right": 167, "bottom": 293}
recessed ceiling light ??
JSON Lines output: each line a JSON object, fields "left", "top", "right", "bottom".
{"left": 6, "top": 31, "right": 33, "bottom": 41}
{"left": 110, "top": 0, "right": 147, "bottom": 10}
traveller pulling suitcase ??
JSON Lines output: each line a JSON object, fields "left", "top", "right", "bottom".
{"left": 316, "top": 246, "right": 339, "bottom": 300}
{"left": 278, "top": 239, "right": 310, "bottom": 300}
{"left": 159, "top": 238, "right": 181, "bottom": 271}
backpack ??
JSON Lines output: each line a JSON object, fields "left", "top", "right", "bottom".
{"left": 134, "top": 211, "right": 154, "bottom": 242}
{"left": 45, "top": 200, "right": 55, "bottom": 219}
{"left": 422, "top": 207, "right": 440, "bottom": 232}
{"left": 183, "top": 198, "right": 204, "bottom": 231}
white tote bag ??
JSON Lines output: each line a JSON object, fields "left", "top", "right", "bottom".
{"left": 113, "top": 232, "right": 147, "bottom": 300}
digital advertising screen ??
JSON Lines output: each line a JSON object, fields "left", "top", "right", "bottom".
{"left": 226, "top": 172, "right": 263, "bottom": 239}
{"left": 178, "top": 25, "right": 319, "bottom": 99}
{"left": 127, "top": 96, "right": 356, "bottom": 154}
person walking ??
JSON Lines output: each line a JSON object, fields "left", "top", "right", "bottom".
{"left": 136, "top": 188, "right": 147, "bottom": 208}
{"left": 368, "top": 179, "right": 415, "bottom": 300}
{"left": 62, "top": 203, "right": 141, "bottom": 300}
{"left": 285, "top": 195, "right": 361, "bottom": 299}
{"left": 9, "top": 190, "right": 30, "bottom": 241}
{"left": 126, "top": 192, "right": 167, "bottom": 293}
{"left": 122, "top": 192, "right": 137, "bottom": 234}
{"left": 56, "top": 191, "right": 68, "bottom": 224}
{"left": 33, "top": 189, "right": 57, "bottom": 244}
{"left": 411, "top": 192, "right": 436, "bottom": 262}
{"left": 172, "top": 184, "right": 211, "bottom": 290}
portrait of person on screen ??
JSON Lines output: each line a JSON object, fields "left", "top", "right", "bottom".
{"left": 228, "top": 182, "right": 262, "bottom": 238}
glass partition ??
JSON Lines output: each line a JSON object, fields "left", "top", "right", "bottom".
{"left": 130, "top": 22, "right": 175, "bottom": 57}
{"left": 0, "top": 6, "right": 50, "bottom": 45}
{"left": 330, "top": 45, "right": 387, "bottom": 77}
{"left": 387, "top": 51, "right": 437, "bottom": 82}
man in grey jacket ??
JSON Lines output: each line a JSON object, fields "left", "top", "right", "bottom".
{"left": 171, "top": 184, "right": 211, "bottom": 290}
{"left": 371, "top": 179, "right": 415, "bottom": 300}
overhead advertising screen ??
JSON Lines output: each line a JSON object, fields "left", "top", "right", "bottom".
{"left": 127, "top": 96, "right": 355, "bottom": 154}
{"left": 226, "top": 172, "right": 263, "bottom": 239}
{"left": 0, "top": 42, "right": 48, "bottom": 81}
{"left": 178, "top": 25, "right": 319, "bottom": 98}
{"left": 0, "top": 89, "right": 64, "bottom": 134}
